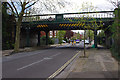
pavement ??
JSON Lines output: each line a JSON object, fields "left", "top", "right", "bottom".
{"left": 56, "top": 48, "right": 119, "bottom": 79}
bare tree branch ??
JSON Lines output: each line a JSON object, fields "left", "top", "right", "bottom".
{"left": 16, "top": 2, "right": 21, "bottom": 6}
{"left": 10, "top": 0, "right": 19, "bottom": 17}
{"left": 106, "top": 0, "right": 118, "bottom": 7}
{"left": 6, "top": 2, "right": 15, "bottom": 15}
{"left": 26, "top": 2, "right": 29, "bottom": 5}
{"left": 20, "top": 2, "right": 26, "bottom": 16}
{"left": 19, "top": 1, "right": 25, "bottom": 13}
{"left": 25, "top": 1, "right": 37, "bottom": 9}
{"left": 19, "top": 0, "right": 22, "bottom": 6}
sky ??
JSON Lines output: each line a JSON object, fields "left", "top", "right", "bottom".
{"left": 70, "top": 0, "right": 115, "bottom": 10}
{"left": 32, "top": 0, "right": 117, "bottom": 14}
{"left": 62, "top": 0, "right": 115, "bottom": 13}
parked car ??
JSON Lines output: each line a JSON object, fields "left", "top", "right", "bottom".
{"left": 85, "top": 40, "right": 89, "bottom": 44}
{"left": 75, "top": 39, "right": 80, "bottom": 43}
{"left": 62, "top": 40, "right": 66, "bottom": 43}
{"left": 81, "top": 40, "right": 89, "bottom": 44}
{"left": 81, "top": 40, "right": 84, "bottom": 42}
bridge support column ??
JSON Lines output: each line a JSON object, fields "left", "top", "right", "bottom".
{"left": 89, "top": 30, "right": 91, "bottom": 45}
{"left": 45, "top": 31, "right": 49, "bottom": 45}
{"left": 53, "top": 31, "right": 55, "bottom": 38}
{"left": 94, "top": 29, "right": 97, "bottom": 48}
{"left": 14, "top": 25, "right": 16, "bottom": 43}
{"left": 26, "top": 27, "right": 30, "bottom": 47}
{"left": 104, "top": 29, "right": 112, "bottom": 48}
{"left": 37, "top": 30, "right": 41, "bottom": 46}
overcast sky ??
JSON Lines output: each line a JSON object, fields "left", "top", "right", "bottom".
{"left": 32, "top": 0, "right": 118, "bottom": 13}
{"left": 69, "top": 0, "right": 116, "bottom": 10}
{"left": 61, "top": 0, "right": 115, "bottom": 13}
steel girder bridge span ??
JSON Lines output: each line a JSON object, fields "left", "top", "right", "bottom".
{"left": 19, "top": 11, "right": 114, "bottom": 47}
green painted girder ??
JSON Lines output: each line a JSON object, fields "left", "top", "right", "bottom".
{"left": 21, "top": 11, "right": 114, "bottom": 30}
{"left": 22, "top": 20, "right": 113, "bottom": 31}
{"left": 22, "top": 18, "right": 114, "bottom": 25}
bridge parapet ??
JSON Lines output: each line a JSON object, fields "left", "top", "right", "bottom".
{"left": 21, "top": 11, "right": 115, "bottom": 23}
{"left": 63, "top": 11, "right": 114, "bottom": 18}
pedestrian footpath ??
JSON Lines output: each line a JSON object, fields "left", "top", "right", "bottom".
{"left": 56, "top": 48, "right": 118, "bottom": 79}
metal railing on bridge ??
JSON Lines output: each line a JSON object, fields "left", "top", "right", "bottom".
{"left": 21, "top": 11, "right": 115, "bottom": 22}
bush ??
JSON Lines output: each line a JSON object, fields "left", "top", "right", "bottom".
{"left": 49, "top": 38, "right": 54, "bottom": 44}
{"left": 40, "top": 36, "right": 54, "bottom": 45}
{"left": 59, "top": 39, "right": 62, "bottom": 44}
{"left": 111, "top": 42, "right": 120, "bottom": 61}
{"left": 63, "top": 38, "right": 67, "bottom": 42}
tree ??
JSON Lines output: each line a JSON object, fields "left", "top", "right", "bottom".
{"left": 80, "top": 2, "right": 97, "bottom": 12}
{"left": 70, "top": 2, "right": 103, "bottom": 41}
{"left": 77, "top": 32, "right": 80, "bottom": 39}
{"left": 80, "top": 2, "right": 98, "bottom": 56}
{"left": 111, "top": 8, "right": 120, "bottom": 57}
{"left": 6, "top": 0, "right": 71, "bottom": 52}
{"left": 81, "top": 2, "right": 98, "bottom": 45}
{"left": 68, "top": 2, "right": 102, "bottom": 56}
{"left": 6, "top": 0, "right": 38, "bottom": 52}
{"left": 2, "top": 2, "right": 16, "bottom": 50}
{"left": 107, "top": 0, "right": 120, "bottom": 8}
{"left": 64, "top": 30, "right": 74, "bottom": 39}
{"left": 2, "top": 2, "right": 10, "bottom": 49}
{"left": 97, "top": 30, "right": 105, "bottom": 45}
{"left": 86, "top": 30, "right": 94, "bottom": 41}
{"left": 56, "top": 31, "right": 66, "bottom": 44}
{"left": 106, "top": 0, "right": 120, "bottom": 59}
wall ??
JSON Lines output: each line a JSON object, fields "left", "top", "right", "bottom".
{"left": 20, "top": 28, "right": 38, "bottom": 48}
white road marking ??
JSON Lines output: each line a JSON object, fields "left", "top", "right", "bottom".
{"left": 50, "top": 53, "right": 61, "bottom": 58}
{"left": 17, "top": 59, "right": 44, "bottom": 70}
{"left": 43, "top": 57, "right": 52, "bottom": 60}
{"left": 17, "top": 53, "right": 62, "bottom": 71}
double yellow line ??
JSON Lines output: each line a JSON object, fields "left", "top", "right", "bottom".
{"left": 47, "top": 51, "right": 81, "bottom": 80}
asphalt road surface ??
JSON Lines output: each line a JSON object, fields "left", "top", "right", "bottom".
{"left": 2, "top": 43, "right": 85, "bottom": 78}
